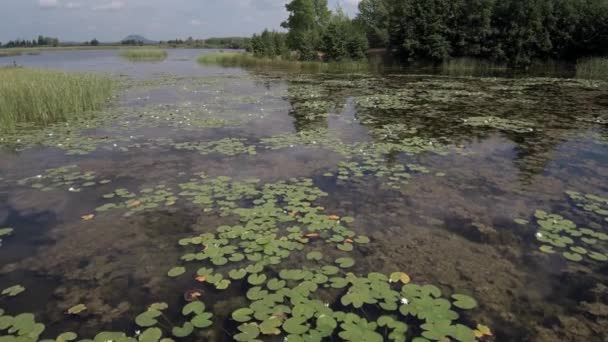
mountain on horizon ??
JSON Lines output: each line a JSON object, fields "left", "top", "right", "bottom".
{"left": 122, "top": 35, "right": 157, "bottom": 44}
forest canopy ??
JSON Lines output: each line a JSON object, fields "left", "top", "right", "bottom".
{"left": 248, "top": 0, "right": 608, "bottom": 66}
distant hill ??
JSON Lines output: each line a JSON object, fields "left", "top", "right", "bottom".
{"left": 122, "top": 35, "right": 157, "bottom": 44}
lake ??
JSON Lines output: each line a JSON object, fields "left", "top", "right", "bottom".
{"left": 0, "top": 49, "right": 607, "bottom": 342}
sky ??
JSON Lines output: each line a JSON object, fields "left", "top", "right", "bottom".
{"left": 0, "top": 0, "right": 361, "bottom": 42}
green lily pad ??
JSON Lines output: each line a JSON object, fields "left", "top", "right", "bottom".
{"left": 306, "top": 251, "right": 323, "bottom": 261}
{"left": 588, "top": 251, "right": 608, "bottom": 261}
{"left": 337, "top": 243, "right": 354, "bottom": 252}
{"left": 259, "top": 316, "right": 282, "bottom": 335}
{"left": 167, "top": 266, "right": 186, "bottom": 277}
{"left": 234, "top": 323, "right": 260, "bottom": 341}
{"left": 172, "top": 322, "right": 193, "bottom": 338}
{"left": 57, "top": 332, "right": 78, "bottom": 342}
{"left": 139, "top": 328, "right": 162, "bottom": 342}
{"left": 191, "top": 312, "right": 213, "bottom": 328}
{"left": 135, "top": 309, "right": 162, "bottom": 327}
{"left": 182, "top": 301, "right": 205, "bottom": 316}
{"left": 248, "top": 273, "right": 267, "bottom": 286}
{"left": 283, "top": 317, "right": 309, "bottom": 334}
{"left": 67, "top": 304, "right": 87, "bottom": 315}
{"left": 563, "top": 252, "right": 583, "bottom": 262}
{"left": 229, "top": 268, "right": 248, "bottom": 279}
{"left": 232, "top": 308, "right": 254, "bottom": 322}
{"left": 2, "top": 285, "right": 25, "bottom": 297}
{"left": 0, "top": 228, "right": 14, "bottom": 237}
{"left": 335, "top": 257, "right": 355, "bottom": 268}
{"left": 451, "top": 294, "right": 477, "bottom": 310}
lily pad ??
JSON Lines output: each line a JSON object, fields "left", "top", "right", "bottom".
{"left": 167, "top": 266, "right": 186, "bottom": 277}
{"left": 451, "top": 294, "right": 477, "bottom": 310}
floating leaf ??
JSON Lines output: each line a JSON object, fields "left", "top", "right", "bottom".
{"left": 172, "top": 322, "right": 193, "bottom": 338}
{"left": 167, "top": 266, "right": 186, "bottom": 277}
{"left": 139, "top": 327, "right": 162, "bottom": 342}
{"left": 473, "top": 324, "right": 492, "bottom": 338}
{"left": 563, "top": 252, "right": 583, "bottom": 262}
{"left": 191, "top": 312, "right": 213, "bottom": 328}
{"left": 57, "top": 332, "right": 78, "bottom": 342}
{"left": 451, "top": 294, "right": 477, "bottom": 310}
{"left": 234, "top": 323, "right": 260, "bottom": 341}
{"left": 229, "top": 269, "right": 247, "bottom": 280}
{"left": 67, "top": 304, "right": 87, "bottom": 315}
{"left": 283, "top": 317, "right": 309, "bottom": 335}
{"left": 81, "top": 214, "right": 95, "bottom": 221}
{"left": 136, "top": 309, "right": 162, "bottom": 327}
{"left": 2, "top": 285, "right": 25, "bottom": 297}
{"left": 232, "top": 308, "right": 254, "bottom": 322}
{"left": 337, "top": 243, "right": 353, "bottom": 252}
{"left": 248, "top": 273, "right": 267, "bottom": 286}
{"left": 389, "top": 272, "right": 410, "bottom": 284}
{"left": 306, "top": 251, "right": 323, "bottom": 261}
{"left": 335, "top": 257, "right": 355, "bottom": 268}
{"left": 182, "top": 301, "right": 205, "bottom": 316}
{"left": 259, "top": 316, "right": 282, "bottom": 335}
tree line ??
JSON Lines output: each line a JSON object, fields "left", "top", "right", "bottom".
{"left": 0, "top": 35, "right": 59, "bottom": 48}
{"left": 249, "top": 0, "right": 608, "bottom": 66}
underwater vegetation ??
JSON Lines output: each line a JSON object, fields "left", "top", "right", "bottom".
{"left": 0, "top": 68, "right": 113, "bottom": 131}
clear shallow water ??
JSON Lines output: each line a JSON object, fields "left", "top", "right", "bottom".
{"left": 0, "top": 50, "right": 607, "bottom": 342}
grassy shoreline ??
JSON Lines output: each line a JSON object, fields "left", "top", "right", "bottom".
{"left": 0, "top": 68, "right": 113, "bottom": 131}
{"left": 197, "top": 52, "right": 372, "bottom": 73}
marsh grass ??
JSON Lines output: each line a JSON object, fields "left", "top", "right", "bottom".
{"left": 440, "top": 58, "right": 507, "bottom": 76}
{"left": 576, "top": 57, "right": 608, "bottom": 80}
{"left": 0, "top": 68, "right": 113, "bottom": 131}
{"left": 121, "top": 49, "right": 168, "bottom": 61}
{"left": 197, "top": 52, "right": 373, "bottom": 73}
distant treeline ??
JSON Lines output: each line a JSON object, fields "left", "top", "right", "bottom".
{"left": 160, "top": 37, "right": 250, "bottom": 49}
{"left": 0, "top": 35, "right": 59, "bottom": 48}
{"left": 249, "top": 0, "right": 608, "bottom": 66}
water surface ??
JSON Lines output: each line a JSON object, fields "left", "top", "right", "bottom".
{"left": 1, "top": 49, "right": 607, "bottom": 342}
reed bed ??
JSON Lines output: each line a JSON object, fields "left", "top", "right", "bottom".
{"left": 0, "top": 68, "right": 113, "bottom": 131}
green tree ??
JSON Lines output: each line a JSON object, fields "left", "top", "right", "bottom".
{"left": 356, "top": 0, "right": 390, "bottom": 48}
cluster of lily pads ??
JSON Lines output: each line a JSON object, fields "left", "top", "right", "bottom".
{"left": 96, "top": 184, "right": 177, "bottom": 216}
{"left": 154, "top": 178, "right": 488, "bottom": 341}
{"left": 567, "top": 191, "right": 608, "bottom": 221}
{"left": 533, "top": 210, "right": 608, "bottom": 262}
{"left": 17, "top": 165, "right": 111, "bottom": 193}
{"left": 173, "top": 138, "right": 257, "bottom": 156}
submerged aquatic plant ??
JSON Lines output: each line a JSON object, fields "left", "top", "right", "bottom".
{"left": 0, "top": 68, "right": 113, "bottom": 131}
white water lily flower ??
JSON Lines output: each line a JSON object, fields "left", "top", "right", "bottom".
{"left": 536, "top": 232, "right": 543, "bottom": 238}
{"left": 135, "top": 330, "right": 141, "bottom": 336}
{"left": 36, "top": 175, "right": 42, "bottom": 179}
{"left": 113, "top": 144, "right": 118, "bottom": 147}
{"left": 324, "top": 303, "right": 329, "bottom": 307}
{"left": 68, "top": 187, "right": 76, "bottom": 192}
{"left": 400, "top": 298, "right": 409, "bottom": 305}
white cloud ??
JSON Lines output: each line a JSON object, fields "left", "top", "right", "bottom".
{"left": 190, "top": 19, "right": 204, "bottom": 27}
{"left": 39, "top": 0, "right": 59, "bottom": 9}
{"left": 93, "top": 1, "right": 125, "bottom": 11}
{"left": 64, "top": 2, "right": 82, "bottom": 9}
